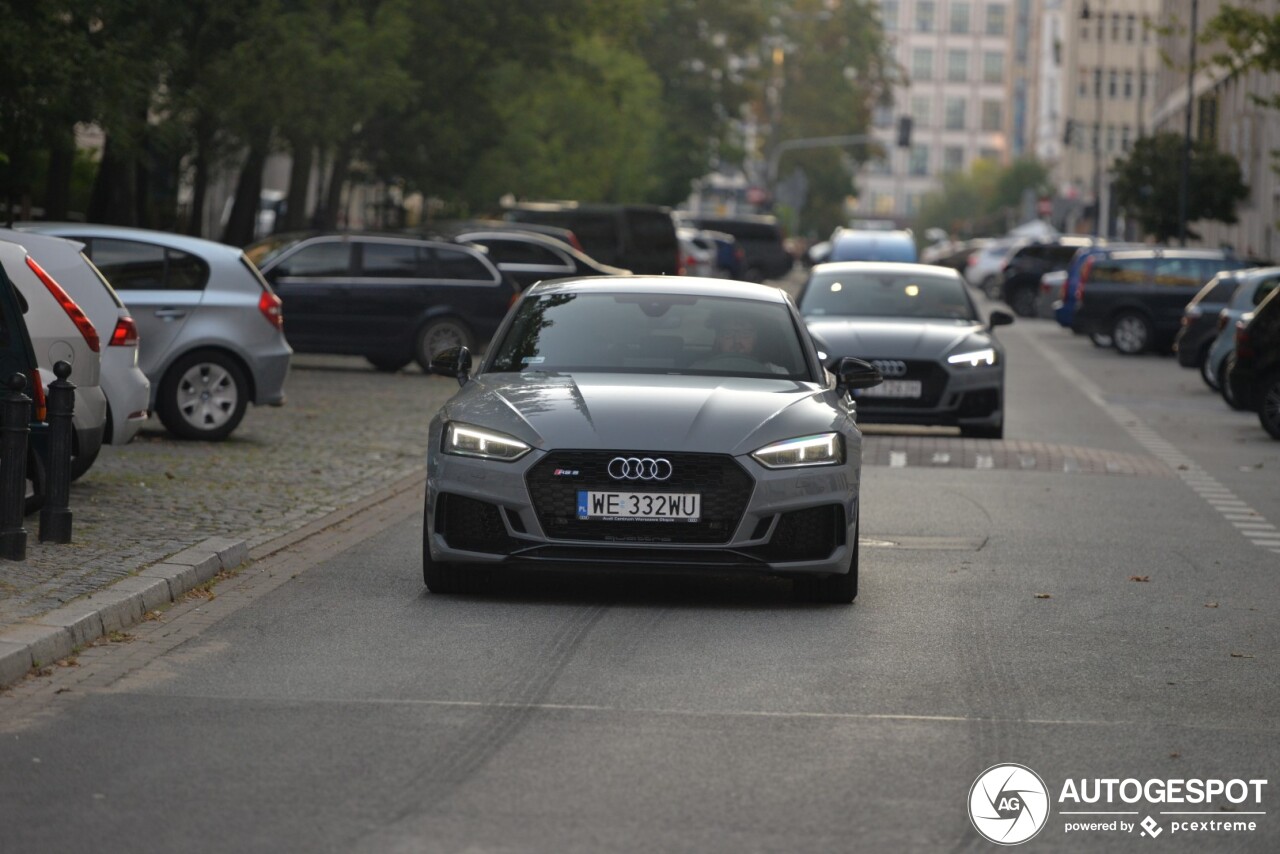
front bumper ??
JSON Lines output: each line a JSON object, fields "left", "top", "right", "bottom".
{"left": 425, "top": 444, "right": 861, "bottom": 577}
{"left": 851, "top": 362, "right": 1003, "bottom": 429}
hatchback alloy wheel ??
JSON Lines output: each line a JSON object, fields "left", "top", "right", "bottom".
{"left": 1112, "top": 313, "right": 1150, "bottom": 355}
{"left": 415, "top": 318, "right": 473, "bottom": 372}
{"left": 158, "top": 350, "right": 249, "bottom": 441}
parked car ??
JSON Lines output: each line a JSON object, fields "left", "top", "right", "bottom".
{"left": 677, "top": 226, "right": 716, "bottom": 278}
{"left": 250, "top": 232, "right": 517, "bottom": 372}
{"left": 1204, "top": 267, "right": 1280, "bottom": 397}
{"left": 0, "top": 258, "right": 48, "bottom": 514}
{"left": 0, "top": 229, "right": 150, "bottom": 455}
{"left": 676, "top": 214, "right": 792, "bottom": 281}
{"left": 1034, "top": 270, "right": 1068, "bottom": 319}
{"left": 965, "top": 238, "right": 1026, "bottom": 297}
{"left": 437, "top": 227, "right": 629, "bottom": 292}
{"left": 503, "top": 202, "right": 681, "bottom": 275}
{"left": 20, "top": 223, "right": 291, "bottom": 441}
{"left": 0, "top": 241, "right": 107, "bottom": 478}
{"left": 702, "top": 230, "right": 747, "bottom": 280}
{"left": 798, "top": 262, "right": 1013, "bottom": 438}
{"left": 423, "top": 276, "right": 882, "bottom": 603}
{"left": 1070, "top": 248, "right": 1251, "bottom": 354}
{"left": 826, "top": 228, "right": 918, "bottom": 264}
{"left": 1174, "top": 270, "right": 1249, "bottom": 384}
{"left": 1052, "top": 241, "right": 1144, "bottom": 338}
{"left": 1224, "top": 284, "right": 1280, "bottom": 438}
{"left": 999, "top": 238, "right": 1096, "bottom": 317}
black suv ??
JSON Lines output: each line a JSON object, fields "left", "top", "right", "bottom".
{"left": 503, "top": 203, "right": 680, "bottom": 275}
{"left": 250, "top": 233, "right": 517, "bottom": 372}
{"left": 999, "top": 238, "right": 1096, "bottom": 317}
{"left": 1071, "top": 248, "right": 1251, "bottom": 354}
{"left": 1226, "top": 285, "right": 1280, "bottom": 439}
{"left": 676, "top": 214, "right": 793, "bottom": 281}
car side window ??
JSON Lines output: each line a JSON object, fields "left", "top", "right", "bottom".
{"left": 1153, "top": 258, "right": 1197, "bottom": 287}
{"left": 359, "top": 242, "right": 422, "bottom": 278}
{"left": 167, "top": 248, "right": 209, "bottom": 290}
{"left": 434, "top": 248, "right": 496, "bottom": 281}
{"left": 1253, "top": 276, "right": 1280, "bottom": 306}
{"left": 477, "top": 239, "right": 566, "bottom": 267}
{"left": 275, "top": 242, "right": 351, "bottom": 277}
{"left": 89, "top": 239, "right": 167, "bottom": 290}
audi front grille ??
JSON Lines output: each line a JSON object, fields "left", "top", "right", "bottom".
{"left": 526, "top": 451, "right": 753, "bottom": 544}
{"left": 858, "top": 358, "right": 948, "bottom": 408}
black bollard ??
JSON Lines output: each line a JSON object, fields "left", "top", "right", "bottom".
{"left": 0, "top": 372, "right": 31, "bottom": 560}
{"left": 39, "top": 361, "right": 75, "bottom": 544}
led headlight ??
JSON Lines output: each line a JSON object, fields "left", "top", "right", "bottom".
{"left": 751, "top": 433, "right": 844, "bottom": 468}
{"left": 947, "top": 347, "right": 997, "bottom": 367}
{"left": 443, "top": 422, "right": 531, "bottom": 461}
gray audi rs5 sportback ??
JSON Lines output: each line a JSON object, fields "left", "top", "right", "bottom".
{"left": 799, "top": 262, "right": 1014, "bottom": 439}
{"left": 423, "top": 277, "right": 883, "bottom": 602}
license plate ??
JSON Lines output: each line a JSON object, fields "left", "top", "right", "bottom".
{"left": 577, "top": 491, "right": 701, "bottom": 522}
{"left": 858, "top": 379, "right": 922, "bottom": 399}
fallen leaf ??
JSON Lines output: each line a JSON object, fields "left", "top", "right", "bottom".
{"left": 1129, "top": 575, "right": 1150, "bottom": 582}
{"left": 1034, "top": 593, "right": 1052, "bottom": 599}
{"left": 1170, "top": 752, "right": 1181, "bottom": 759}
{"left": 1177, "top": 464, "right": 1189, "bottom": 470}
{"left": 1204, "top": 602, "right": 1219, "bottom": 608}
{"left": 1229, "top": 652, "right": 1255, "bottom": 659}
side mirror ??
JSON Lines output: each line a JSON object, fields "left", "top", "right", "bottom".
{"left": 430, "top": 346, "right": 472, "bottom": 386}
{"left": 988, "top": 309, "right": 1014, "bottom": 330}
{"left": 837, "top": 356, "right": 882, "bottom": 390}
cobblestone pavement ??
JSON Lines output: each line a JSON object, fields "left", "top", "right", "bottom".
{"left": 0, "top": 356, "right": 457, "bottom": 630}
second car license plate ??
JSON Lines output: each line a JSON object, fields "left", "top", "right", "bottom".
{"left": 858, "top": 379, "right": 922, "bottom": 399}
{"left": 577, "top": 491, "right": 701, "bottom": 522}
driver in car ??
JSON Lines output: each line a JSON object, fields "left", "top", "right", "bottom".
{"left": 694, "top": 313, "right": 790, "bottom": 373}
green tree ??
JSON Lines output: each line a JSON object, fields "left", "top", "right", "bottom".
{"left": 1201, "top": 1, "right": 1280, "bottom": 112}
{"left": 1112, "top": 132, "right": 1249, "bottom": 243}
{"left": 914, "top": 157, "right": 1049, "bottom": 238}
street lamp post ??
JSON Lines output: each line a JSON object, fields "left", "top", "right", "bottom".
{"left": 1177, "top": 0, "right": 1199, "bottom": 247}
{"left": 1082, "top": 0, "right": 1107, "bottom": 238}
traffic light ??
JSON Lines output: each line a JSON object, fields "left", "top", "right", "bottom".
{"left": 896, "top": 115, "right": 913, "bottom": 148}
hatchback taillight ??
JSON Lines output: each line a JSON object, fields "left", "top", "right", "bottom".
{"left": 258, "top": 290, "right": 283, "bottom": 330}
{"left": 26, "top": 256, "right": 100, "bottom": 353}
{"left": 1235, "top": 320, "right": 1253, "bottom": 359}
{"left": 109, "top": 316, "right": 139, "bottom": 346}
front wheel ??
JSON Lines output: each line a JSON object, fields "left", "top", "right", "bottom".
{"left": 1258, "top": 373, "right": 1280, "bottom": 440}
{"left": 414, "top": 318, "right": 473, "bottom": 373}
{"left": 1010, "top": 288, "right": 1037, "bottom": 317}
{"left": 1220, "top": 355, "right": 1248, "bottom": 411}
{"left": 157, "top": 350, "right": 249, "bottom": 441}
{"left": 1111, "top": 312, "right": 1151, "bottom": 355}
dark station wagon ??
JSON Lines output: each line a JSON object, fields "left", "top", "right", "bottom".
{"left": 249, "top": 233, "right": 518, "bottom": 372}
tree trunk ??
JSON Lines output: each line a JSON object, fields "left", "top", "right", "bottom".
{"left": 187, "top": 113, "right": 217, "bottom": 237}
{"left": 283, "top": 138, "right": 313, "bottom": 232}
{"left": 43, "top": 129, "right": 75, "bottom": 221}
{"left": 222, "top": 137, "right": 269, "bottom": 247}
{"left": 318, "top": 137, "right": 353, "bottom": 230}
{"left": 87, "top": 134, "right": 138, "bottom": 225}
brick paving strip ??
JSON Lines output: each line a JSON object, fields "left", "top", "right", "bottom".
{"left": 0, "top": 357, "right": 458, "bottom": 687}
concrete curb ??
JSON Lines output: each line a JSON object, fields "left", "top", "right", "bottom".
{"left": 0, "top": 536, "right": 250, "bottom": 690}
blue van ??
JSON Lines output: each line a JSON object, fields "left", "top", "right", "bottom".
{"left": 828, "top": 229, "right": 918, "bottom": 263}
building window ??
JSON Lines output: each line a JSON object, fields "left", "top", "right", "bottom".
{"left": 986, "top": 3, "right": 1007, "bottom": 36}
{"left": 1140, "top": 71, "right": 1148, "bottom": 99}
{"left": 945, "top": 96, "right": 967, "bottom": 130}
{"left": 950, "top": 2, "right": 970, "bottom": 33}
{"left": 1108, "top": 69, "right": 1117, "bottom": 98}
{"left": 1111, "top": 13, "right": 1121, "bottom": 42}
{"left": 1091, "top": 123, "right": 1100, "bottom": 151}
{"left": 1078, "top": 68, "right": 1089, "bottom": 97}
{"left": 917, "top": 1, "right": 936, "bottom": 32}
{"left": 944, "top": 146, "right": 965, "bottom": 172}
{"left": 910, "top": 94, "right": 932, "bottom": 127}
{"left": 1125, "top": 14, "right": 1136, "bottom": 42}
{"left": 1106, "top": 124, "right": 1116, "bottom": 152}
{"left": 911, "top": 47, "right": 934, "bottom": 81}
{"left": 981, "top": 100, "right": 1003, "bottom": 131}
{"left": 1121, "top": 125, "right": 1131, "bottom": 151}
{"left": 947, "top": 49, "right": 969, "bottom": 82}
{"left": 881, "top": 0, "right": 899, "bottom": 31}
{"left": 909, "top": 144, "right": 929, "bottom": 176}
{"left": 1122, "top": 70, "right": 1133, "bottom": 99}
{"left": 1080, "top": 17, "right": 1089, "bottom": 40}
{"left": 1093, "top": 68, "right": 1102, "bottom": 97}
{"left": 983, "top": 51, "right": 1004, "bottom": 83}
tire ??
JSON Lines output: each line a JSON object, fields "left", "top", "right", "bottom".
{"left": 157, "top": 350, "right": 249, "bottom": 441}
{"left": 1089, "top": 332, "right": 1114, "bottom": 348}
{"left": 1258, "top": 373, "right": 1280, "bottom": 440}
{"left": 1010, "top": 288, "right": 1037, "bottom": 318}
{"left": 1111, "top": 312, "right": 1151, "bottom": 355}
{"left": 1220, "top": 356, "right": 1249, "bottom": 411}
{"left": 961, "top": 421, "right": 1004, "bottom": 439}
{"left": 795, "top": 508, "right": 859, "bottom": 604}
{"left": 981, "top": 276, "right": 1001, "bottom": 300}
{"left": 366, "top": 355, "right": 411, "bottom": 373}
{"left": 414, "top": 318, "right": 473, "bottom": 373}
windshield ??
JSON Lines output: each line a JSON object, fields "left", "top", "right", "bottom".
{"left": 488, "top": 292, "right": 811, "bottom": 380}
{"left": 800, "top": 270, "right": 977, "bottom": 321}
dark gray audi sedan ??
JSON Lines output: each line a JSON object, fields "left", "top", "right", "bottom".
{"left": 423, "top": 277, "right": 882, "bottom": 602}
{"left": 800, "top": 262, "right": 1013, "bottom": 439}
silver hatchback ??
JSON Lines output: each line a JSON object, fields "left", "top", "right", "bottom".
{"left": 19, "top": 224, "right": 292, "bottom": 440}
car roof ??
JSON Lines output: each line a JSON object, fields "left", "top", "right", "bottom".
{"left": 811, "top": 261, "right": 961, "bottom": 277}
{"left": 526, "top": 275, "right": 790, "bottom": 303}
{"left": 15, "top": 222, "right": 246, "bottom": 260}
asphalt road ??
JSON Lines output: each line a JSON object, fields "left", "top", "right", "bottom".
{"left": 0, "top": 311, "right": 1277, "bottom": 853}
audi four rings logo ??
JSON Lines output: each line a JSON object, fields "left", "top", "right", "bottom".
{"left": 608, "top": 457, "right": 673, "bottom": 480}
{"left": 872, "top": 359, "right": 908, "bottom": 378}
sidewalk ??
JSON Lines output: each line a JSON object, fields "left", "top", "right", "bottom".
{"left": 0, "top": 356, "right": 460, "bottom": 683}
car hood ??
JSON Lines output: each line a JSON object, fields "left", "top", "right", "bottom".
{"left": 440, "top": 373, "right": 846, "bottom": 455}
{"left": 805, "top": 317, "right": 989, "bottom": 360}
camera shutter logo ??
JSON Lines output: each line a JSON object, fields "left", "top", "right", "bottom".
{"left": 608, "top": 457, "right": 673, "bottom": 481}
{"left": 968, "top": 764, "right": 1051, "bottom": 845}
